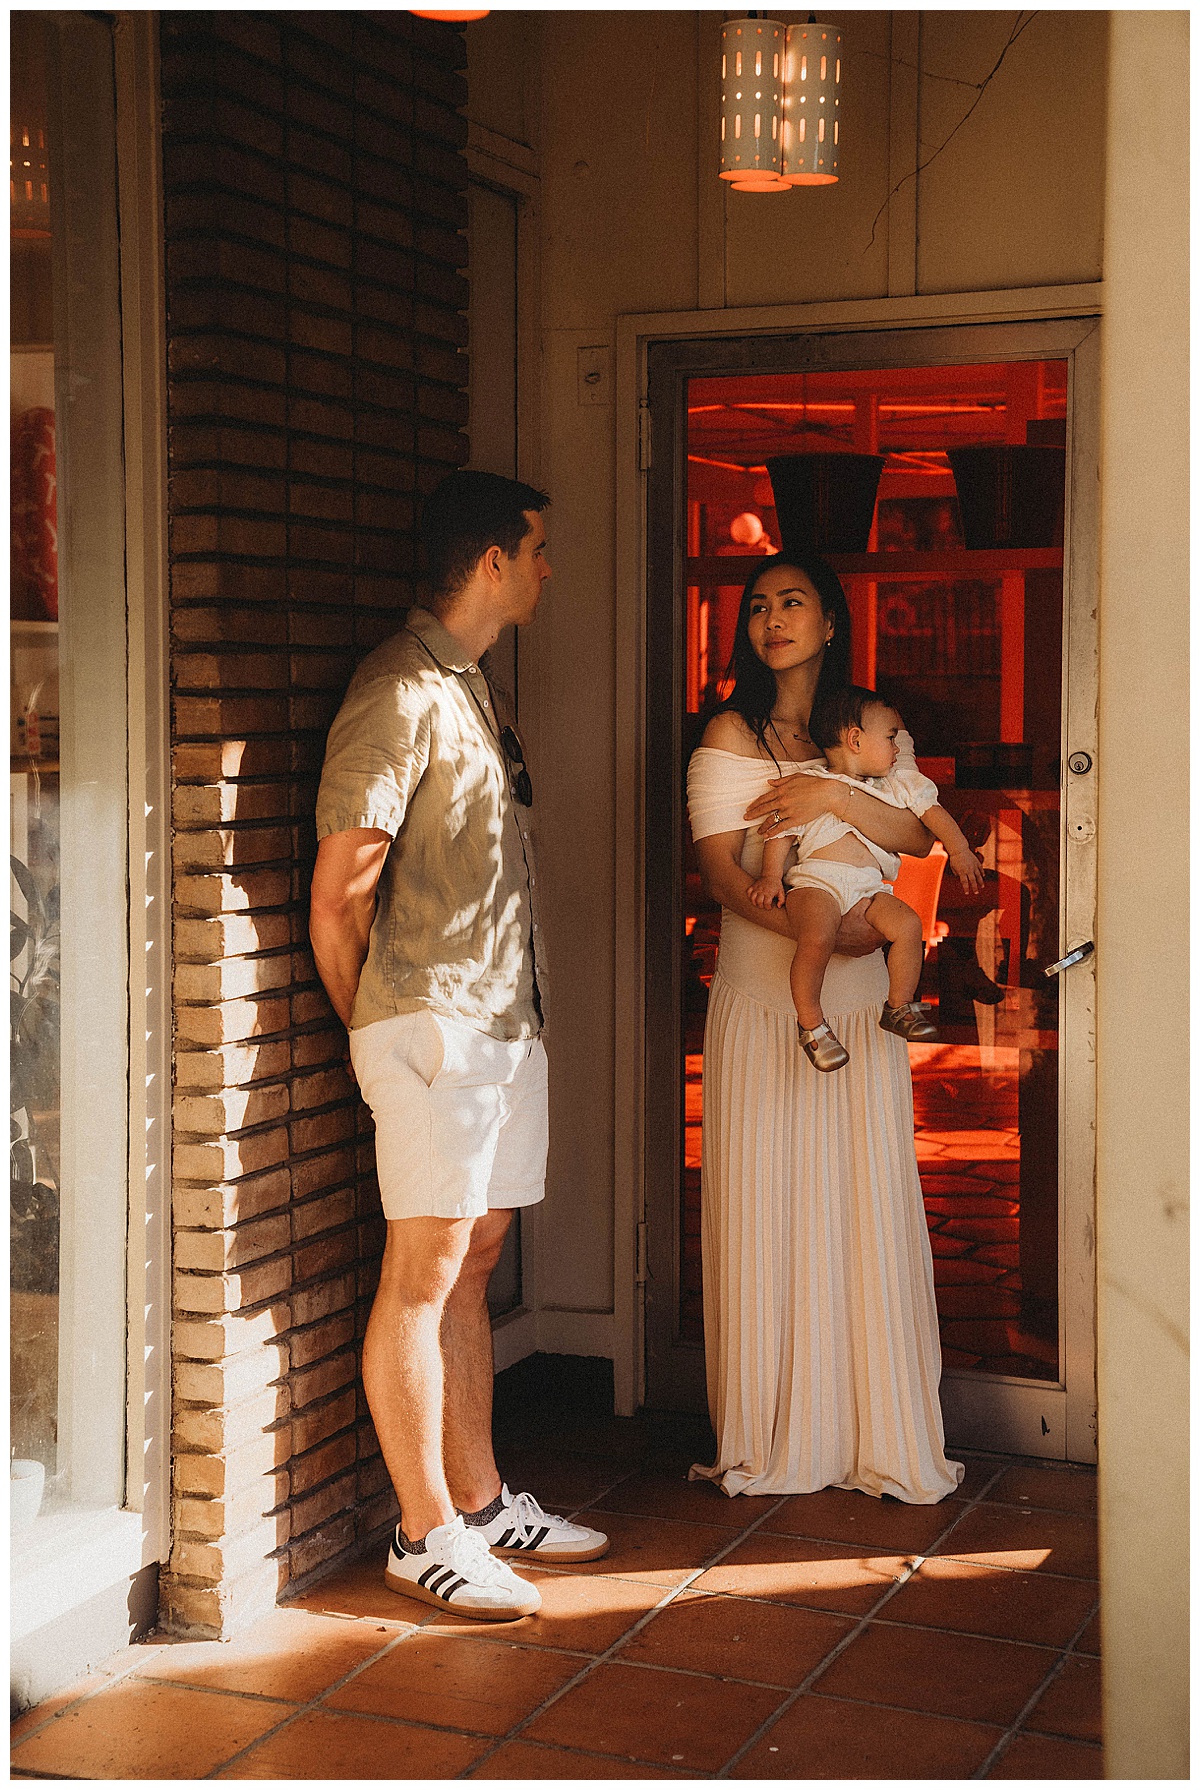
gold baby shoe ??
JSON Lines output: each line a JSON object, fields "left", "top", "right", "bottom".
{"left": 879, "top": 1001, "right": 938, "bottom": 1042}
{"left": 798, "top": 1020, "right": 850, "bottom": 1072}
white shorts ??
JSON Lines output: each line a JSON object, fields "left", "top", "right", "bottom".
{"left": 349, "top": 1008, "right": 548, "bottom": 1222}
{"left": 785, "top": 858, "right": 892, "bottom": 916}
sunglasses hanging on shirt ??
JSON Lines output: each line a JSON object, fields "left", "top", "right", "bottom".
{"left": 500, "top": 725, "right": 533, "bottom": 806}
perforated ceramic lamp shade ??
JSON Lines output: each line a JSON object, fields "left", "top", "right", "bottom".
{"left": 782, "top": 22, "right": 841, "bottom": 185}
{"left": 719, "top": 19, "right": 787, "bottom": 190}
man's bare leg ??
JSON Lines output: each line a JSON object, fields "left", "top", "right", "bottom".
{"left": 441, "top": 1208, "right": 511, "bottom": 1515}
{"left": 361, "top": 1214, "right": 474, "bottom": 1541}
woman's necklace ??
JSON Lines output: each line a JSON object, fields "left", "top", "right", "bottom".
{"left": 769, "top": 714, "right": 813, "bottom": 748}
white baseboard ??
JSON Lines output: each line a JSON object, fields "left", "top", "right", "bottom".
{"left": 491, "top": 1307, "right": 614, "bottom": 1373}
{"left": 536, "top": 1309, "right": 614, "bottom": 1358}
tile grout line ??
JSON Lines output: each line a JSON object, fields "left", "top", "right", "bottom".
{"left": 10, "top": 1452, "right": 1098, "bottom": 1780}
{"left": 170, "top": 1454, "right": 663, "bottom": 1777}
{"left": 969, "top": 1594, "right": 1103, "bottom": 1779}
{"left": 195, "top": 1618, "right": 436, "bottom": 1779}
{"left": 8, "top": 1639, "right": 179, "bottom": 1752}
{"left": 8, "top": 1456, "right": 668, "bottom": 1774}
{"left": 713, "top": 1462, "right": 1013, "bottom": 1778}
{"left": 454, "top": 1490, "right": 798, "bottom": 1778}
{"left": 7, "top": 1453, "right": 659, "bottom": 1775}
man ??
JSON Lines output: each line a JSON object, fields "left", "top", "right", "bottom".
{"left": 310, "top": 470, "right": 607, "bottom": 1621}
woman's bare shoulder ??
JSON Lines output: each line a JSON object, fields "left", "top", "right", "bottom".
{"left": 699, "top": 710, "right": 761, "bottom": 756}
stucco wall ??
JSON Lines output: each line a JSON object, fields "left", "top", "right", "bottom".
{"left": 1095, "top": 11, "right": 1189, "bottom": 1777}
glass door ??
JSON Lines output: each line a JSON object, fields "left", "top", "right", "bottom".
{"left": 644, "top": 322, "right": 1098, "bottom": 1461}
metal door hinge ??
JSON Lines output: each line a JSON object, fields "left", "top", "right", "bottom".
{"left": 638, "top": 400, "right": 652, "bottom": 471}
{"left": 636, "top": 1220, "right": 649, "bottom": 1284}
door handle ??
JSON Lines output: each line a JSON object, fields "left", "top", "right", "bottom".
{"left": 1045, "top": 940, "right": 1094, "bottom": 977}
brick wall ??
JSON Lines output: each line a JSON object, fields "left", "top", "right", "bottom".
{"left": 160, "top": 9, "right": 469, "bottom": 1638}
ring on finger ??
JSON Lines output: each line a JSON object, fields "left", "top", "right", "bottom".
{"left": 770, "top": 809, "right": 782, "bottom": 825}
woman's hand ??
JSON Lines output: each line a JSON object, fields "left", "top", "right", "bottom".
{"left": 743, "top": 774, "right": 838, "bottom": 840}
{"left": 694, "top": 834, "right": 884, "bottom": 956}
{"left": 747, "top": 774, "right": 934, "bottom": 858}
{"left": 833, "top": 898, "right": 886, "bottom": 958}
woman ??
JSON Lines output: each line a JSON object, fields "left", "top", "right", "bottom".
{"left": 687, "top": 554, "right": 962, "bottom": 1502}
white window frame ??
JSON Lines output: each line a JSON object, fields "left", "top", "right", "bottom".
{"left": 11, "top": 10, "right": 170, "bottom": 1669}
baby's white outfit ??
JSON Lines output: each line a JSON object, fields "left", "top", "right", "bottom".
{"left": 782, "top": 730, "right": 938, "bottom": 915}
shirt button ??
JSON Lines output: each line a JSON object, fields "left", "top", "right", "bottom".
{"left": 482, "top": 698, "right": 489, "bottom": 707}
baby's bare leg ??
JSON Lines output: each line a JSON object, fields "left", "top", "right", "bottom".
{"left": 864, "top": 891, "right": 925, "bottom": 1007}
{"left": 785, "top": 885, "right": 843, "bottom": 1030}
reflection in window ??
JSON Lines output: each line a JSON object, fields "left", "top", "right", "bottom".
{"left": 11, "top": 15, "right": 61, "bottom": 1508}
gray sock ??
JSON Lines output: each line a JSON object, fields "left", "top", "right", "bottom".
{"left": 462, "top": 1490, "right": 506, "bottom": 1526}
{"left": 395, "top": 1526, "right": 427, "bottom": 1555}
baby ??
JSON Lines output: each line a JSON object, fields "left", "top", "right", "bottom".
{"left": 749, "top": 685, "right": 985, "bottom": 1072}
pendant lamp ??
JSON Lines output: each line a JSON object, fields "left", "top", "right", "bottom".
{"left": 409, "top": 10, "right": 490, "bottom": 19}
{"left": 719, "top": 18, "right": 787, "bottom": 191}
{"left": 782, "top": 21, "right": 841, "bottom": 185}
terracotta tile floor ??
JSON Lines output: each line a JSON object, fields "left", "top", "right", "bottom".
{"left": 11, "top": 1360, "right": 1102, "bottom": 1780}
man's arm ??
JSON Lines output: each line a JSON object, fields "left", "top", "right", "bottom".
{"left": 309, "top": 827, "right": 393, "bottom": 1027}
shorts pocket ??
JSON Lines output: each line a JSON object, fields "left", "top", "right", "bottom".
{"left": 405, "top": 1009, "right": 446, "bottom": 1090}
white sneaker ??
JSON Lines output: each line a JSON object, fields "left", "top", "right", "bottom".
{"left": 466, "top": 1484, "right": 609, "bottom": 1563}
{"left": 384, "top": 1514, "right": 541, "bottom": 1620}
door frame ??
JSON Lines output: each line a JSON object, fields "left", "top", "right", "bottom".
{"left": 613, "top": 284, "right": 1101, "bottom": 1457}
{"left": 464, "top": 121, "right": 547, "bottom": 1374}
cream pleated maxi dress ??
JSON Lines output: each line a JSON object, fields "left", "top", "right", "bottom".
{"left": 687, "top": 748, "right": 963, "bottom": 1502}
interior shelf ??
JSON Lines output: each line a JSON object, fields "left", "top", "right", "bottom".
{"left": 685, "top": 548, "right": 1063, "bottom": 583}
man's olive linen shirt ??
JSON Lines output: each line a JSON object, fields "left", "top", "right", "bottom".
{"left": 315, "top": 607, "right": 543, "bottom": 1042}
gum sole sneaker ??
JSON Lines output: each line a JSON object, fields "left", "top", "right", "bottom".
{"left": 467, "top": 1485, "right": 609, "bottom": 1563}
{"left": 384, "top": 1514, "right": 541, "bottom": 1619}
{"left": 879, "top": 1000, "right": 939, "bottom": 1042}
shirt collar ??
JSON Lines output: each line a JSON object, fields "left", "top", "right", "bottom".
{"left": 406, "top": 606, "right": 482, "bottom": 676}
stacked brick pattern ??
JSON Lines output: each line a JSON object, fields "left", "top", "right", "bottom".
{"left": 160, "top": 10, "right": 469, "bottom": 1638}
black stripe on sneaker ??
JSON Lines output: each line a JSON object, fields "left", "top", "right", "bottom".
{"left": 425, "top": 1567, "right": 458, "bottom": 1598}
{"left": 417, "top": 1563, "right": 447, "bottom": 1591}
{"left": 496, "top": 1527, "right": 517, "bottom": 1547}
{"left": 526, "top": 1525, "right": 550, "bottom": 1550}
{"left": 438, "top": 1575, "right": 467, "bottom": 1601}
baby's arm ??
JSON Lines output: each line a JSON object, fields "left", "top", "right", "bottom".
{"left": 921, "top": 802, "right": 985, "bottom": 892}
{"left": 747, "top": 833, "right": 791, "bottom": 908}
{"left": 884, "top": 729, "right": 983, "bottom": 892}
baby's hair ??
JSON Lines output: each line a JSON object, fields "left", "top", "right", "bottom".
{"left": 808, "top": 684, "right": 893, "bottom": 752}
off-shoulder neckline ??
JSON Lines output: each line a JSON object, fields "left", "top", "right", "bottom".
{"left": 691, "top": 745, "right": 820, "bottom": 769}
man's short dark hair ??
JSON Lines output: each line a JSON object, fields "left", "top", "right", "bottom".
{"left": 420, "top": 470, "right": 550, "bottom": 596}
{"left": 808, "top": 683, "right": 891, "bottom": 752}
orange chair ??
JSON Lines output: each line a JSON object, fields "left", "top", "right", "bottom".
{"left": 892, "top": 841, "right": 949, "bottom": 956}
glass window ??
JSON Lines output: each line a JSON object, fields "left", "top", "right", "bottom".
{"left": 11, "top": 12, "right": 130, "bottom": 1528}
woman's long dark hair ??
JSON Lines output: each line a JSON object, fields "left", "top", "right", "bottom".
{"left": 715, "top": 550, "right": 853, "bottom": 762}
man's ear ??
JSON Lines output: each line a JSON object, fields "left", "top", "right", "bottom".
{"left": 481, "top": 543, "right": 505, "bottom": 583}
